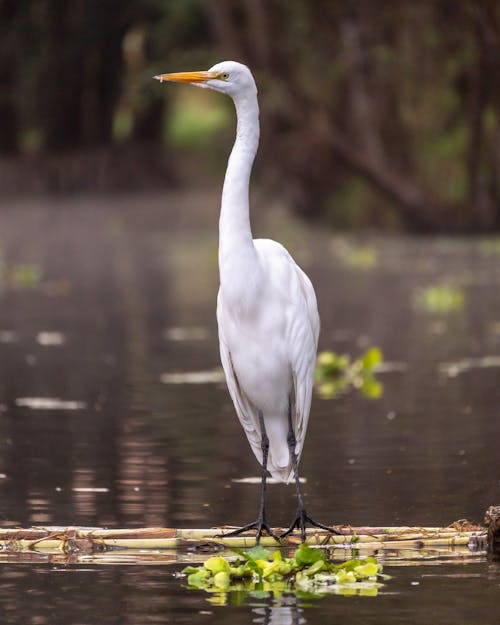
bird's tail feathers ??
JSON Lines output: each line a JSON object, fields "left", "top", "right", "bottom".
{"left": 269, "top": 466, "right": 294, "bottom": 484}
{"left": 267, "top": 453, "right": 294, "bottom": 484}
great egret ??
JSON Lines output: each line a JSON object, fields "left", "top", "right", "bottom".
{"left": 155, "top": 61, "right": 337, "bottom": 542}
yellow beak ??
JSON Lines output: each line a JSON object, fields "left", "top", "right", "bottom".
{"left": 153, "top": 70, "right": 220, "bottom": 84}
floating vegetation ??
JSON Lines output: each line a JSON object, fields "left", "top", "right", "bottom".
{"left": 182, "top": 544, "right": 386, "bottom": 604}
{"left": 333, "top": 240, "right": 378, "bottom": 270}
{"left": 415, "top": 284, "right": 465, "bottom": 314}
{"left": 315, "top": 347, "right": 383, "bottom": 399}
{"left": 0, "top": 263, "right": 42, "bottom": 290}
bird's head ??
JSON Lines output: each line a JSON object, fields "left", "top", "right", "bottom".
{"left": 154, "top": 61, "right": 257, "bottom": 100}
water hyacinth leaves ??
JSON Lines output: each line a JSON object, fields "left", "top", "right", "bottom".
{"left": 315, "top": 347, "right": 383, "bottom": 399}
{"left": 182, "top": 544, "right": 386, "bottom": 603}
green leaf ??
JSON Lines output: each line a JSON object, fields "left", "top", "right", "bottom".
{"left": 338, "top": 558, "right": 362, "bottom": 572}
{"left": 275, "top": 561, "right": 294, "bottom": 576}
{"left": 182, "top": 547, "right": 387, "bottom": 599}
{"left": 256, "top": 559, "right": 275, "bottom": 577}
{"left": 228, "top": 565, "right": 252, "bottom": 579}
{"left": 241, "top": 545, "right": 271, "bottom": 562}
{"left": 213, "top": 571, "right": 231, "bottom": 590}
{"left": 361, "top": 377, "right": 383, "bottom": 399}
{"left": 318, "top": 381, "right": 344, "bottom": 398}
{"left": 316, "top": 347, "right": 383, "bottom": 400}
{"left": 187, "top": 570, "right": 211, "bottom": 589}
{"left": 354, "top": 561, "right": 380, "bottom": 578}
{"left": 317, "top": 351, "right": 337, "bottom": 369}
{"left": 294, "top": 544, "right": 326, "bottom": 566}
{"left": 304, "top": 559, "right": 326, "bottom": 576}
{"left": 204, "top": 556, "right": 230, "bottom": 575}
{"left": 316, "top": 351, "right": 350, "bottom": 377}
{"left": 336, "top": 569, "right": 357, "bottom": 584}
{"left": 361, "top": 347, "right": 382, "bottom": 371}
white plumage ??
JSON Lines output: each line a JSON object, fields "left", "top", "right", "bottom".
{"left": 155, "top": 61, "right": 334, "bottom": 541}
{"left": 218, "top": 238, "right": 319, "bottom": 482}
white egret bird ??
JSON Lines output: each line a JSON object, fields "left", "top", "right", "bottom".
{"left": 155, "top": 61, "right": 338, "bottom": 542}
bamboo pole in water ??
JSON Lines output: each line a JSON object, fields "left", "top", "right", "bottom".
{"left": 0, "top": 521, "right": 487, "bottom": 554}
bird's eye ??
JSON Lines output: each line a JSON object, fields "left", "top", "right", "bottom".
{"left": 219, "top": 72, "right": 230, "bottom": 81}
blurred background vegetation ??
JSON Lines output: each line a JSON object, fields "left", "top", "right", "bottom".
{"left": 1, "top": 0, "right": 500, "bottom": 232}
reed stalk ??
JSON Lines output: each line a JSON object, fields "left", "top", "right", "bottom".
{"left": 0, "top": 523, "right": 485, "bottom": 555}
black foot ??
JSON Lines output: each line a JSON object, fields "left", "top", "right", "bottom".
{"left": 280, "top": 508, "right": 342, "bottom": 542}
{"left": 218, "top": 519, "right": 280, "bottom": 544}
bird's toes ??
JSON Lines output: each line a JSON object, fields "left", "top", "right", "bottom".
{"left": 279, "top": 510, "right": 342, "bottom": 542}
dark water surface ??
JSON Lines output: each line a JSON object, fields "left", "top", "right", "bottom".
{"left": 1, "top": 192, "right": 499, "bottom": 623}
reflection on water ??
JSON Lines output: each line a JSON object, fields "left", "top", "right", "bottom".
{"left": 160, "top": 368, "right": 225, "bottom": 384}
{"left": 15, "top": 397, "right": 86, "bottom": 410}
{"left": 252, "top": 599, "right": 306, "bottom": 625}
{"left": 164, "top": 326, "right": 211, "bottom": 341}
{"left": 36, "top": 330, "right": 66, "bottom": 346}
{"left": 0, "top": 193, "right": 500, "bottom": 623}
{"left": 0, "top": 195, "right": 498, "bottom": 530}
{"left": 0, "top": 558, "right": 498, "bottom": 625}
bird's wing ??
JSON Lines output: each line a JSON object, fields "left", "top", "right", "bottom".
{"left": 217, "top": 303, "right": 262, "bottom": 460}
{"left": 287, "top": 262, "right": 320, "bottom": 460}
{"left": 253, "top": 239, "right": 319, "bottom": 465}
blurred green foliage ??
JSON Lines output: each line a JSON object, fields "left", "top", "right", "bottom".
{"left": 1, "top": 1, "right": 500, "bottom": 231}
{"left": 479, "top": 238, "right": 500, "bottom": 255}
{"left": 0, "top": 255, "right": 42, "bottom": 291}
{"left": 333, "top": 240, "right": 379, "bottom": 270}
{"left": 415, "top": 284, "right": 465, "bottom": 315}
{"left": 316, "top": 347, "right": 383, "bottom": 399}
{"left": 167, "top": 92, "right": 230, "bottom": 149}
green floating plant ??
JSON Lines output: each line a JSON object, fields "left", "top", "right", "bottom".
{"left": 415, "top": 284, "right": 464, "bottom": 314}
{"left": 182, "top": 545, "right": 386, "bottom": 605}
{"left": 0, "top": 262, "right": 42, "bottom": 290}
{"left": 315, "top": 347, "right": 383, "bottom": 399}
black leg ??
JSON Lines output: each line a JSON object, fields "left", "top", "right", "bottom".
{"left": 280, "top": 398, "right": 342, "bottom": 542}
{"left": 219, "top": 411, "right": 279, "bottom": 543}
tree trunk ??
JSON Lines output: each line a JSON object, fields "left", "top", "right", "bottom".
{"left": 0, "top": 0, "right": 21, "bottom": 154}
{"left": 41, "top": 0, "right": 85, "bottom": 151}
{"left": 315, "top": 111, "right": 448, "bottom": 232}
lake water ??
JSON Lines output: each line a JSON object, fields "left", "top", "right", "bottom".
{"left": 0, "top": 192, "right": 499, "bottom": 623}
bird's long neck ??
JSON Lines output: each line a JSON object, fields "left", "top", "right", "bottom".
{"left": 219, "top": 90, "right": 260, "bottom": 290}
